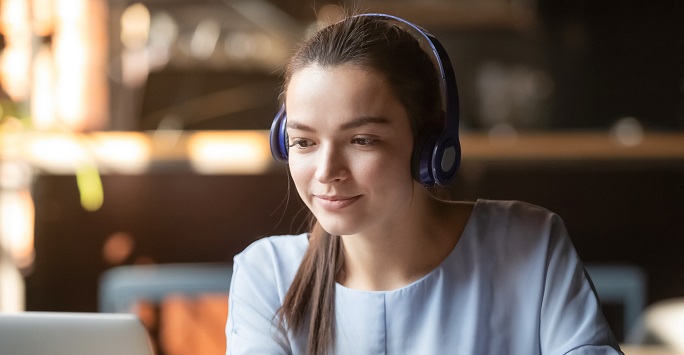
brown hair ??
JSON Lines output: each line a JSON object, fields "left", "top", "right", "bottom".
{"left": 277, "top": 15, "right": 443, "bottom": 354}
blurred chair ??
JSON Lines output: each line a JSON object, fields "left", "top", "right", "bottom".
{"left": 584, "top": 264, "right": 647, "bottom": 340}
{"left": 99, "top": 263, "right": 232, "bottom": 355}
{"left": 626, "top": 298, "right": 684, "bottom": 351}
{"left": 99, "top": 263, "right": 232, "bottom": 313}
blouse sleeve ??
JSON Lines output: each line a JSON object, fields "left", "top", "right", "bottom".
{"left": 226, "top": 248, "right": 291, "bottom": 355}
{"left": 539, "top": 215, "right": 624, "bottom": 355}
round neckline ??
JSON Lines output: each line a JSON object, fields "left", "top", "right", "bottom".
{"left": 333, "top": 199, "right": 482, "bottom": 295}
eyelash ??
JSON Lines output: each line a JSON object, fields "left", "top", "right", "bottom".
{"left": 289, "top": 139, "right": 314, "bottom": 149}
{"left": 351, "top": 137, "right": 378, "bottom": 146}
{"left": 288, "top": 137, "right": 379, "bottom": 149}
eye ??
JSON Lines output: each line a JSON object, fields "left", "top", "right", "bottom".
{"left": 289, "top": 138, "right": 315, "bottom": 149}
{"left": 351, "top": 137, "right": 378, "bottom": 146}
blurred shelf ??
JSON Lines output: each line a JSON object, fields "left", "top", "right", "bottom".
{"left": 4, "top": 130, "right": 684, "bottom": 175}
{"left": 461, "top": 132, "right": 684, "bottom": 163}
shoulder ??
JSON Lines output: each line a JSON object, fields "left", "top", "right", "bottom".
{"left": 233, "top": 234, "right": 309, "bottom": 297}
{"left": 227, "top": 234, "right": 309, "bottom": 352}
{"left": 471, "top": 199, "right": 564, "bottom": 238}
{"left": 235, "top": 233, "right": 309, "bottom": 274}
{"left": 474, "top": 199, "right": 558, "bottom": 223}
{"left": 464, "top": 199, "right": 570, "bottom": 260}
{"left": 237, "top": 233, "right": 309, "bottom": 265}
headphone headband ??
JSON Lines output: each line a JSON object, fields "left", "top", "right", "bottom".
{"left": 269, "top": 14, "right": 461, "bottom": 187}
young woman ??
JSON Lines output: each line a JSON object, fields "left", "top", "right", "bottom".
{"left": 226, "top": 14, "right": 622, "bottom": 355}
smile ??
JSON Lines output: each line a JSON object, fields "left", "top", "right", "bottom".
{"left": 313, "top": 195, "right": 362, "bottom": 210}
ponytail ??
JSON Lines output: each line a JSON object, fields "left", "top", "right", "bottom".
{"left": 277, "top": 220, "right": 342, "bottom": 355}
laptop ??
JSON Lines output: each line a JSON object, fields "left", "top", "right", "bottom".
{"left": 0, "top": 312, "right": 155, "bottom": 355}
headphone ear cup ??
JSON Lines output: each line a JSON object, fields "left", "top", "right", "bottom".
{"left": 270, "top": 106, "right": 288, "bottom": 162}
{"left": 411, "top": 123, "right": 440, "bottom": 186}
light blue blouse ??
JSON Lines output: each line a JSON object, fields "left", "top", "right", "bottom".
{"left": 226, "top": 200, "right": 622, "bottom": 354}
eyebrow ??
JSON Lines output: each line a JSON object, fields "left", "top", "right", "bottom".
{"left": 340, "top": 116, "right": 390, "bottom": 130}
{"left": 286, "top": 116, "right": 390, "bottom": 132}
{"left": 285, "top": 121, "right": 315, "bottom": 132}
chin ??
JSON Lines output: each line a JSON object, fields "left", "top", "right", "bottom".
{"left": 315, "top": 217, "right": 360, "bottom": 236}
{"left": 317, "top": 223, "right": 348, "bottom": 236}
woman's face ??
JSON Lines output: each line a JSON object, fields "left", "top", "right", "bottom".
{"left": 285, "top": 64, "right": 418, "bottom": 236}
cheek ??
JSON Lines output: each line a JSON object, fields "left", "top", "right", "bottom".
{"left": 288, "top": 158, "right": 313, "bottom": 196}
{"left": 381, "top": 142, "right": 413, "bottom": 175}
{"left": 355, "top": 150, "right": 413, "bottom": 187}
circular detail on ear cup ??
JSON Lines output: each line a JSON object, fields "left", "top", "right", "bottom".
{"left": 432, "top": 140, "right": 461, "bottom": 186}
{"left": 441, "top": 145, "right": 457, "bottom": 173}
{"left": 269, "top": 105, "right": 288, "bottom": 162}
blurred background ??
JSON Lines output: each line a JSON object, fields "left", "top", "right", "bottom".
{"left": 0, "top": 0, "right": 683, "bottom": 354}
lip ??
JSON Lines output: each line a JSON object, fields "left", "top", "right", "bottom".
{"left": 313, "top": 195, "right": 362, "bottom": 210}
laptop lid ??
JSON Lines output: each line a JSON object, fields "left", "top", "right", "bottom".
{"left": 0, "top": 312, "right": 154, "bottom": 355}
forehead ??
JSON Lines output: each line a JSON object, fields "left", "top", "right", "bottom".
{"left": 285, "top": 64, "right": 408, "bottom": 128}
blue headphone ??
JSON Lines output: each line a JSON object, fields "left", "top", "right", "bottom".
{"left": 270, "top": 13, "right": 461, "bottom": 187}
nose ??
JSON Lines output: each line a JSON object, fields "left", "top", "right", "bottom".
{"left": 314, "top": 144, "right": 348, "bottom": 184}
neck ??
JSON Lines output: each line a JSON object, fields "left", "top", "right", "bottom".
{"left": 338, "top": 191, "right": 473, "bottom": 291}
